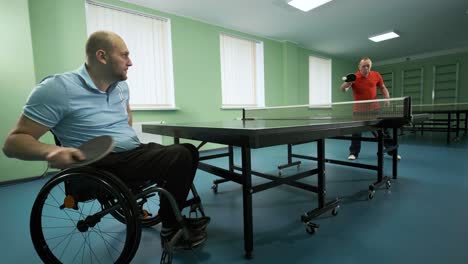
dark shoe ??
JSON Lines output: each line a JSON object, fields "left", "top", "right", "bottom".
{"left": 184, "top": 216, "right": 211, "bottom": 231}
{"left": 161, "top": 227, "right": 207, "bottom": 250}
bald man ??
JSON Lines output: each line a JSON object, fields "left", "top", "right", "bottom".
{"left": 3, "top": 31, "right": 208, "bottom": 249}
{"left": 340, "top": 57, "right": 400, "bottom": 161}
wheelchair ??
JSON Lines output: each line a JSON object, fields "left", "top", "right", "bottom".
{"left": 30, "top": 165, "right": 206, "bottom": 264}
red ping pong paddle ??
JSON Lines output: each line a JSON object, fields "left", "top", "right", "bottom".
{"left": 70, "top": 135, "right": 115, "bottom": 168}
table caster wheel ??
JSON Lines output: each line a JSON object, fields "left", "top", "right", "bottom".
{"left": 331, "top": 206, "right": 339, "bottom": 216}
{"left": 305, "top": 222, "right": 319, "bottom": 235}
{"left": 385, "top": 180, "right": 392, "bottom": 189}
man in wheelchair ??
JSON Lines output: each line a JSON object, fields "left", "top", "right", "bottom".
{"left": 3, "top": 30, "right": 209, "bottom": 252}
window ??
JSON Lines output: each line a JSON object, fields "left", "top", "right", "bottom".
{"left": 309, "top": 56, "right": 331, "bottom": 107}
{"left": 219, "top": 34, "right": 265, "bottom": 108}
{"left": 85, "top": 1, "right": 175, "bottom": 110}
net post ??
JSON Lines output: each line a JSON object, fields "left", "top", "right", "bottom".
{"left": 242, "top": 108, "right": 246, "bottom": 120}
{"left": 403, "top": 96, "right": 412, "bottom": 119}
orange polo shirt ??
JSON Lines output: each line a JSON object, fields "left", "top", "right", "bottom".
{"left": 351, "top": 71, "right": 383, "bottom": 101}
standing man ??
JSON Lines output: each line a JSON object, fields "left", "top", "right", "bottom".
{"left": 3, "top": 30, "right": 209, "bottom": 248}
{"left": 340, "top": 57, "right": 400, "bottom": 160}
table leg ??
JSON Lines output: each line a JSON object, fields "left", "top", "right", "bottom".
{"left": 392, "top": 127, "right": 398, "bottom": 179}
{"left": 464, "top": 112, "right": 468, "bottom": 136}
{"left": 368, "top": 129, "right": 387, "bottom": 199}
{"left": 241, "top": 146, "right": 254, "bottom": 259}
{"left": 229, "top": 145, "right": 234, "bottom": 172}
{"left": 377, "top": 130, "right": 383, "bottom": 182}
{"left": 317, "top": 139, "right": 325, "bottom": 207}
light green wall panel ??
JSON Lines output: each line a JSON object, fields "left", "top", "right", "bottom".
{"left": 332, "top": 58, "right": 356, "bottom": 102}
{"left": 264, "top": 40, "right": 284, "bottom": 106}
{"left": 0, "top": 0, "right": 46, "bottom": 181}
{"left": 282, "top": 42, "right": 300, "bottom": 105}
{"left": 29, "top": 0, "right": 87, "bottom": 81}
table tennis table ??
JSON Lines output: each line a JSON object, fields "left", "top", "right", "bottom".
{"left": 411, "top": 103, "right": 468, "bottom": 143}
{"left": 142, "top": 97, "right": 414, "bottom": 259}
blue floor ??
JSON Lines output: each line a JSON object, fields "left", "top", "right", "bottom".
{"left": 2, "top": 132, "right": 468, "bottom": 264}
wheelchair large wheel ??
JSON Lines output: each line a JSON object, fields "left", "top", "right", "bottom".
{"left": 30, "top": 170, "right": 142, "bottom": 264}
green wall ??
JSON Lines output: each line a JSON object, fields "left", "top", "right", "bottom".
{"left": 0, "top": 0, "right": 47, "bottom": 182}
{"left": 29, "top": 0, "right": 87, "bottom": 80}
{"left": 1, "top": 0, "right": 353, "bottom": 182}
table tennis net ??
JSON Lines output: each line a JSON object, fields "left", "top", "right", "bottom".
{"left": 242, "top": 97, "right": 411, "bottom": 121}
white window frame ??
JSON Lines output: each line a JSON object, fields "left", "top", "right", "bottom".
{"left": 309, "top": 56, "right": 332, "bottom": 107}
{"left": 219, "top": 33, "right": 265, "bottom": 109}
{"left": 85, "top": 0, "right": 175, "bottom": 110}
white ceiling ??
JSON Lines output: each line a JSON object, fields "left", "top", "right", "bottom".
{"left": 121, "top": 0, "right": 468, "bottom": 62}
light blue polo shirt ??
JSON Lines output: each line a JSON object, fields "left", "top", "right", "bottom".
{"left": 23, "top": 64, "right": 140, "bottom": 152}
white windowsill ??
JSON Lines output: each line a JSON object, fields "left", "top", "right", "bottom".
{"left": 131, "top": 106, "right": 180, "bottom": 111}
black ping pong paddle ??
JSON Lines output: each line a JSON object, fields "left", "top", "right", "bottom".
{"left": 70, "top": 135, "right": 115, "bottom": 168}
{"left": 342, "top": 73, "right": 356, "bottom": 82}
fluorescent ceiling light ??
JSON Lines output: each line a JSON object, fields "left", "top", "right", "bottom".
{"left": 288, "top": 0, "right": 333, "bottom": 12}
{"left": 369, "top": 31, "right": 400, "bottom": 42}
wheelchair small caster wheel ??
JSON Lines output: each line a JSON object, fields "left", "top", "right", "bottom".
{"left": 305, "top": 222, "right": 319, "bottom": 235}
{"left": 368, "top": 190, "right": 375, "bottom": 200}
{"left": 211, "top": 184, "right": 218, "bottom": 194}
